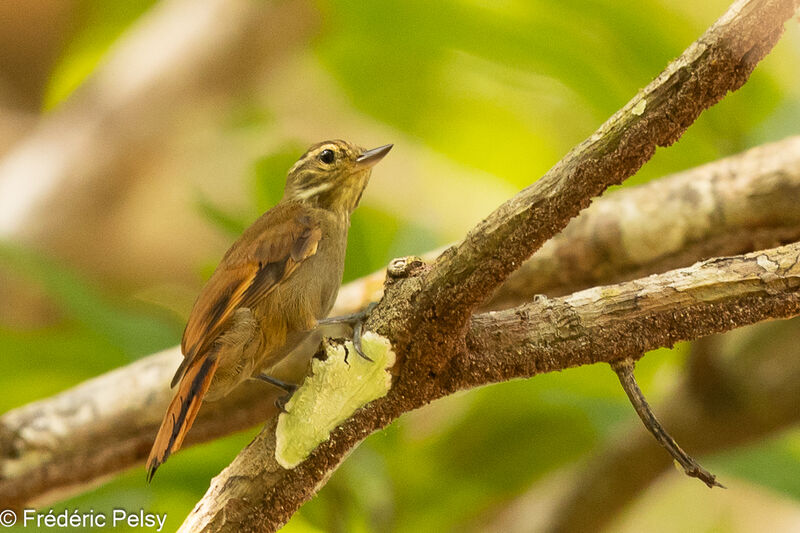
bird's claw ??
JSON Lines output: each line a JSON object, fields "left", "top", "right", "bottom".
{"left": 274, "top": 395, "right": 291, "bottom": 414}
{"left": 352, "top": 319, "right": 373, "bottom": 362}
{"left": 319, "top": 302, "right": 378, "bottom": 363}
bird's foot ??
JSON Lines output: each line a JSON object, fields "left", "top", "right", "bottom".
{"left": 317, "top": 302, "right": 378, "bottom": 362}
{"left": 275, "top": 394, "right": 291, "bottom": 414}
{"left": 252, "top": 373, "right": 298, "bottom": 413}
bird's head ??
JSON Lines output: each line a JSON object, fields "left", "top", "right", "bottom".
{"left": 282, "top": 140, "right": 392, "bottom": 214}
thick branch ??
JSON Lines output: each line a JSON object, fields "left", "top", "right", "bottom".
{"left": 420, "top": 0, "right": 798, "bottom": 328}
{"left": 489, "top": 135, "right": 800, "bottom": 305}
{"left": 0, "top": 347, "right": 280, "bottom": 510}
{"left": 456, "top": 243, "right": 800, "bottom": 389}
{"left": 182, "top": 242, "right": 800, "bottom": 532}
{"left": 337, "top": 135, "right": 800, "bottom": 314}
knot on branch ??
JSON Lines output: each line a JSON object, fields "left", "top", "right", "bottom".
{"left": 387, "top": 256, "right": 427, "bottom": 279}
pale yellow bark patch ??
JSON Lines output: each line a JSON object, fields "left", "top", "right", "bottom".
{"left": 275, "top": 332, "right": 395, "bottom": 469}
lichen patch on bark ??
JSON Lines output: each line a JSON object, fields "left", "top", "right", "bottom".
{"left": 274, "top": 332, "right": 395, "bottom": 468}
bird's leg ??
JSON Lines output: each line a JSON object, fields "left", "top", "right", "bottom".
{"left": 317, "top": 302, "right": 378, "bottom": 362}
{"left": 252, "top": 373, "right": 299, "bottom": 414}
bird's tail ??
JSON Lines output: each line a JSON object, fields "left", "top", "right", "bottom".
{"left": 146, "top": 355, "right": 219, "bottom": 482}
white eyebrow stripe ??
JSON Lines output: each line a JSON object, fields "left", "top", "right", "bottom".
{"left": 295, "top": 181, "right": 334, "bottom": 200}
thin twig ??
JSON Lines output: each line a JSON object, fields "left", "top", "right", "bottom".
{"left": 611, "top": 358, "right": 724, "bottom": 488}
{"left": 541, "top": 318, "right": 800, "bottom": 533}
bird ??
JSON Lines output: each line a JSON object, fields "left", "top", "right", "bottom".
{"left": 146, "top": 140, "right": 392, "bottom": 481}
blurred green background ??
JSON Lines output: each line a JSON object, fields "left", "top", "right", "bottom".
{"left": 1, "top": 0, "right": 799, "bottom": 531}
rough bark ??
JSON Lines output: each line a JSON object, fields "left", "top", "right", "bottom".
{"left": 489, "top": 135, "right": 800, "bottom": 305}
{"left": 458, "top": 244, "right": 800, "bottom": 388}
{"left": 339, "top": 135, "right": 800, "bottom": 312}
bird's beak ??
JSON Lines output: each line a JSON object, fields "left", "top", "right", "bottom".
{"left": 355, "top": 144, "right": 393, "bottom": 170}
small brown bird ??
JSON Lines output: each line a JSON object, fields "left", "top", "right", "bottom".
{"left": 146, "top": 140, "right": 392, "bottom": 480}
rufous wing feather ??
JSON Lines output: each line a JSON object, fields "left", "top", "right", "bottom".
{"left": 176, "top": 208, "right": 322, "bottom": 381}
{"left": 146, "top": 355, "right": 220, "bottom": 482}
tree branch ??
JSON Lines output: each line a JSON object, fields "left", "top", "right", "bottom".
{"left": 418, "top": 0, "right": 798, "bottom": 329}
{"left": 0, "top": 347, "right": 283, "bottom": 510}
{"left": 182, "top": 241, "right": 800, "bottom": 532}
{"left": 610, "top": 359, "right": 723, "bottom": 488}
{"left": 339, "top": 134, "right": 800, "bottom": 314}
{"left": 535, "top": 318, "right": 800, "bottom": 533}
{"left": 457, "top": 243, "right": 800, "bottom": 388}
{"left": 488, "top": 135, "right": 800, "bottom": 305}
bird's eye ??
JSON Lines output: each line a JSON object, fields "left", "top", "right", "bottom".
{"left": 319, "top": 149, "right": 335, "bottom": 164}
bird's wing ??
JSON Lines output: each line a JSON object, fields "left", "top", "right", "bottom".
{"left": 172, "top": 206, "right": 321, "bottom": 387}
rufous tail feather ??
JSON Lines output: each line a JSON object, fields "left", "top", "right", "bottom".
{"left": 146, "top": 355, "right": 219, "bottom": 482}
